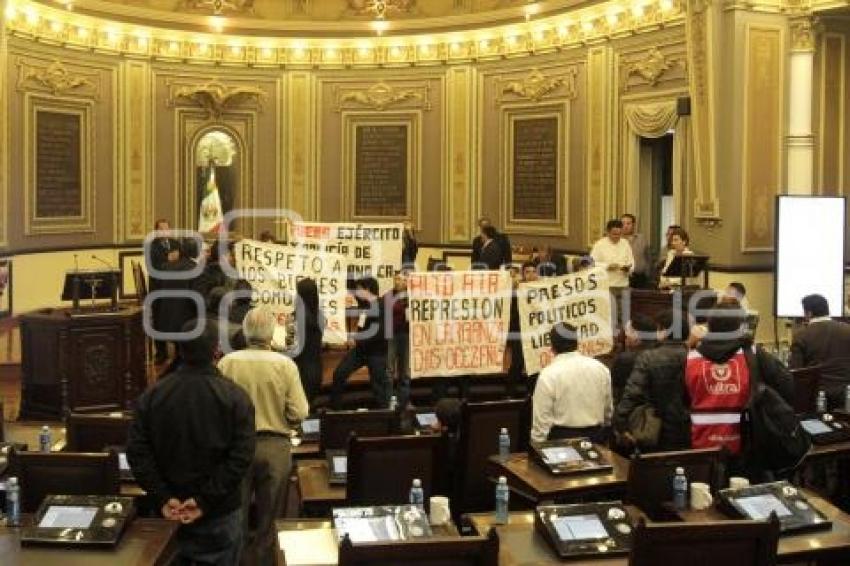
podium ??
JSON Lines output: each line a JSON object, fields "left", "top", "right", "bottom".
{"left": 20, "top": 306, "right": 145, "bottom": 419}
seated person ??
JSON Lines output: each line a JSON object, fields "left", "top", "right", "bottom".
{"left": 723, "top": 281, "right": 751, "bottom": 312}
{"left": 531, "top": 322, "right": 612, "bottom": 444}
{"left": 658, "top": 227, "right": 694, "bottom": 288}
{"left": 532, "top": 246, "right": 567, "bottom": 277}
{"left": 614, "top": 310, "right": 691, "bottom": 452}
{"left": 790, "top": 294, "right": 850, "bottom": 409}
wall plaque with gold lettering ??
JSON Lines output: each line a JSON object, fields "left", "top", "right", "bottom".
{"left": 512, "top": 116, "right": 558, "bottom": 221}
{"left": 35, "top": 110, "right": 82, "bottom": 218}
{"left": 355, "top": 124, "right": 408, "bottom": 217}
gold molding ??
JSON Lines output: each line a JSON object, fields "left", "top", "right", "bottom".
{"left": 167, "top": 79, "right": 267, "bottom": 119}
{"left": 586, "top": 46, "right": 612, "bottom": 244}
{"left": 621, "top": 47, "right": 687, "bottom": 91}
{"left": 444, "top": 66, "right": 475, "bottom": 243}
{"left": 334, "top": 81, "right": 431, "bottom": 112}
{"left": 284, "top": 72, "right": 317, "bottom": 221}
{"left": 817, "top": 32, "right": 845, "bottom": 195}
{"left": 17, "top": 60, "right": 99, "bottom": 99}
{"left": 177, "top": 0, "right": 256, "bottom": 16}
{"left": 501, "top": 104, "right": 570, "bottom": 236}
{"left": 340, "top": 111, "right": 422, "bottom": 226}
{"left": 120, "top": 60, "right": 152, "bottom": 241}
{"left": 498, "top": 68, "right": 578, "bottom": 104}
{"left": 24, "top": 95, "right": 95, "bottom": 235}
{"left": 790, "top": 17, "right": 815, "bottom": 52}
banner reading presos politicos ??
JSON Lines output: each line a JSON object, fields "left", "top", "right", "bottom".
{"left": 408, "top": 270, "right": 512, "bottom": 378}
{"left": 234, "top": 238, "right": 348, "bottom": 344}
{"left": 288, "top": 221, "right": 404, "bottom": 295}
{"left": 517, "top": 267, "right": 613, "bottom": 375}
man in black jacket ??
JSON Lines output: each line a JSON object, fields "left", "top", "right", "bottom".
{"left": 149, "top": 219, "right": 180, "bottom": 363}
{"left": 331, "top": 277, "right": 390, "bottom": 409}
{"left": 471, "top": 217, "right": 512, "bottom": 268}
{"left": 614, "top": 309, "right": 691, "bottom": 452}
{"left": 790, "top": 294, "right": 850, "bottom": 408}
{"left": 128, "top": 319, "right": 256, "bottom": 566}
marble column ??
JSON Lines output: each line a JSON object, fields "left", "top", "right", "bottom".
{"left": 786, "top": 17, "right": 815, "bottom": 195}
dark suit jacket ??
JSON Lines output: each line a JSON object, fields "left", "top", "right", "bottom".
{"left": 534, "top": 254, "right": 568, "bottom": 277}
{"left": 790, "top": 319, "right": 850, "bottom": 397}
{"left": 149, "top": 238, "right": 179, "bottom": 291}
{"left": 155, "top": 258, "right": 201, "bottom": 333}
{"left": 472, "top": 233, "right": 512, "bottom": 267}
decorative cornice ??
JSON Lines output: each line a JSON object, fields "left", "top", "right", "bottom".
{"left": 499, "top": 67, "right": 578, "bottom": 103}
{"left": 345, "top": 0, "right": 417, "bottom": 18}
{"left": 5, "top": 0, "right": 687, "bottom": 69}
{"left": 17, "top": 60, "right": 99, "bottom": 98}
{"left": 177, "top": 0, "right": 256, "bottom": 16}
{"left": 624, "top": 47, "right": 679, "bottom": 90}
{"left": 167, "top": 79, "right": 266, "bottom": 118}
{"left": 334, "top": 81, "right": 431, "bottom": 111}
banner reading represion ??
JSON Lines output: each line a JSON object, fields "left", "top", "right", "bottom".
{"left": 288, "top": 221, "right": 403, "bottom": 295}
{"left": 234, "top": 238, "right": 348, "bottom": 344}
{"left": 408, "top": 270, "right": 512, "bottom": 378}
{"left": 517, "top": 267, "right": 613, "bottom": 375}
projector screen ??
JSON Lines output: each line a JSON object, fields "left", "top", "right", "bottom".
{"left": 775, "top": 195, "right": 846, "bottom": 317}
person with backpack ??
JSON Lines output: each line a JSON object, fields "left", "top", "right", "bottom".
{"left": 687, "top": 301, "right": 795, "bottom": 479}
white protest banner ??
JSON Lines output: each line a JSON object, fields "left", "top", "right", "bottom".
{"left": 517, "top": 267, "right": 613, "bottom": 375}
{"left": 288, "top": 221, "right": 403, "bottom": 295}
{"left": 408, "top": 270, "right": 512, "bottom": 378}
{"left": 234, "top": 238, "right": 348, "bottom": 344}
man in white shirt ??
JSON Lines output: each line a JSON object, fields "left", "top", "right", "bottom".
{"left": 531, "top": 322, "right": 613, "bottom": 444}
{"left": 590, "top": 219, "right": 634, "bottom": 287}
{"left": 218, "top": 307, "right": 309, "bottom": 566}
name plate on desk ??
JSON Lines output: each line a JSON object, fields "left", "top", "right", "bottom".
{"left": 535, "top": 501, "right": 633, "bottom": 559}
{"left": 21, "top": 495, "right": 135, "bottom": 548}
{"left": 332, "top": 505, "right": 432, "bottom": 543}
{"left": 531, "top": 438, "right": 613, "bottom": 475}
{"left": 719, "top": 481, "right": 831, "bottom": 535}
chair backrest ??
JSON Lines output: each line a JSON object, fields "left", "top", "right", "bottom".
{"left": 629, "top": 517, "right": 779, "bottom": 566}
{"left": 338, "top": 529, "right": 498, "bottom": 566}
{"left": 790, "top": 366, "right": 822, "bottom": 414}
{"left": 320, "top": 409, "right": 398, "bottom": 452}
{"left": 626, "top": 447, "right": 723, "bottom": 519}
{"left": 454, "top": 399, "right": 529, "bottom": 513}
{"left": 10, "top": 451, "right": 120, "bottom": 513}
{"left": 131, "top": 260, "right": 147, "bottom": 305}
{"left": 347, "top": 434, "right": 445, "bottom": 508}
{"left": 65, "top": 412, "right": 133, "bottom": 452}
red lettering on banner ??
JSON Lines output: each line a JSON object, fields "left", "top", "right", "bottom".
{"left": 294, "top": 225, "right": 331, "bottom": 239}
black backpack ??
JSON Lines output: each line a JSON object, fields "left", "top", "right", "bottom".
{"left": 742, "top": 347, "right": 811, "bottom": 474}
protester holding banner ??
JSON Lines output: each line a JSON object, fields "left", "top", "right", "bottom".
{"left": 292, "top": 278, "right": 326, "bottom": 403}
{"left": 402, "top": 223, "right": 418, "bottom": 268}
{"left": 331, "top": 277, "right": 391, "bottom": 409}
{"left": 531, "top": 322, "right": 613, "bottom": 444}
{"left": 386, "top": 270, "right": 412, "bottom": 408}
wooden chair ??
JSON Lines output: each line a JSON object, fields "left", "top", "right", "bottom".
{"left": 626, "top": 447, "right": 723, "bottom": 520}
{"left": 346, "top": 434, "right": 446, "bottom": 509}
{"left": 131, "top": 260, "right": 153, "bottom": 361}
{"left": 338, "top": 528, "right": 498, "bottom": 566}
{"left": 65, "top": 411, "right": 133, "bottom": 452}
{"left": 629, "top": 517, "right": 779, "bottom": 566}
{"left": 790, "top": 366, "right": 822, "bottom": 414}
{"left": 454, "top": 399, "right": 530, "bottom": 514}
{"left": 9, "top": 451, "right": 120, "bottom": 513}
{"left": 320, "top": 409, "right": 398, "bottom": 452}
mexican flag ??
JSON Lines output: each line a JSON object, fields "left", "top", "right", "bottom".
{"left": 198, "top": 168, "right": 224, "bottom": 234}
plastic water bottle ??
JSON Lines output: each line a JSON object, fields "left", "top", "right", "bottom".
{"left": 673, "top": 467, "right": 688, "bottom": 511}
{"left": 495, "top": 476, "right": 510, "bottom": 524}
{"left": 844, "top": 385, "right": 850, "bottom": 414}
{"left": 39, "top": 425, "right": 51, "bottom": 453}
{"left": 5, "top": 477, "right": 20, "bottom": 526}
{"left": 389, "top": 396, "right": 399, "bottom": 411}
{"left": 816, "top": 390, "right": 827, "bottom": 414}
{"left": 498, "top": 428, "right": 511, "bottom": 461}
{"left": 409, "top": 478, "right": 424, "bottom": 509}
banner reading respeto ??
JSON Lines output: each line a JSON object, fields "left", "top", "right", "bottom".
{"left": 408, "top": 270, "right": 513, "bottom": 378}
{"left": 517, "top": 267, "right": 613, "bottom": 375}
{"left": 288, "top": 221, "right": 404, "bottom": 296}
{"left": 234, "top": 239, "right": 348, "bottom": 344}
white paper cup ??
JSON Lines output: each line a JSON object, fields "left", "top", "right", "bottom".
{"left": 690, "top": 482, "right": 713, "bottom": 511}
{"left": 729, "top": 476, "right": 750, "bottom": 490}
{"left": 429, "top": 496, "right": 451, "bottom": 526}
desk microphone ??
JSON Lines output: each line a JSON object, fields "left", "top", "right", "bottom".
{"left": 91, "top": 254, "right": 115, "bottom": 271}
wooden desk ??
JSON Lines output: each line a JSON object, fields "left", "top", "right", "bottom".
{"left": 485, "top": 449, "right": 630, "bottom": 504}
{"left": 0, "top": 518, "right": 178, "bottom": 565}
{"left": 296, "top": 459, "right": 345, "bottom": 517}
{"left": 292, "top": 440, "right": 320, "bottom": 460}
{"left": 275, "top": 518, "right": 461, "bottom": 566}
{"left": 465, "top": 510, "right": 642, "bottom": 566}
{"left": 672, "top": 490, "right": 850, "bottom": 563}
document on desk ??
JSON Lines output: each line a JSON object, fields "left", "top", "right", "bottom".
{"left": 334, "top": 516, "right": 400, "bottom": 542}
{"left": 278, "top": 528, "right": 338, "bottom": 566}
